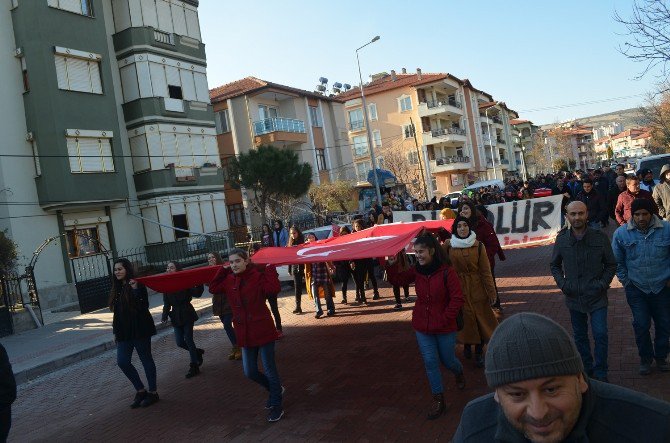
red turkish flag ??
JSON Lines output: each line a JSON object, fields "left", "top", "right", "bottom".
{"left": 251, "top": 220, "right": 453, "bottom": 265}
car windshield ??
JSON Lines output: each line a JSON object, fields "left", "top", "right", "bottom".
{"left": 640, "top": 157, "right": 670, "bottom": 180}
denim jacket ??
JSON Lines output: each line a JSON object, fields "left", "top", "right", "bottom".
{"left": 612, "top": 216, "right": 670, "bottom": 294}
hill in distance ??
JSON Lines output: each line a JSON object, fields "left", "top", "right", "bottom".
{"left": 540, "top": 107, "right": 647, "bottom": 130}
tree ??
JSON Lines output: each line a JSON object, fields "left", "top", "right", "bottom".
{"left": 525, "top": 132, "right": 552, "bottom": 173}
{"left": 0, "top": 230, "right": 18, "bottom": 274}
{"left": 308, "top": 180, "right": 357, "bottom": 213}
{"left": 639, "top": 89, "right": 670, "bottom": 154}
{"left": 378, "top": 140, "right": 425, "bottom": 199}
{"left": 228, "top": 145, "right": 312, "bottom": 223}
{"left": 614, "top": 1, "right": 670, "bottom": 80}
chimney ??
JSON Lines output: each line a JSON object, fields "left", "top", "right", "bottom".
{"left": 401, "top": 67, "right": 407, "bottom": 74}
{"left": 391, "top": 70, "right": 397, "bottom": 81}
{"left": 416, "top": 68, "right": 422, "bottom": 80}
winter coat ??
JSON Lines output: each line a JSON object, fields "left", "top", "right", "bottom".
{"left": 453, "top": 379, "right": 670, "bottom": 442}
{"left": 653, "top": 164, "right": 670, "bottom": 221}
{"left": 208, "top": 264, "right": 281, "bottom": 348}
{"left": 386, "top": 262, "right": 464, "bottom": 335}
{"left": 576, "top": 189, "right": 608, "bottom": 225}
{"left": 161, "top": 285, "right": 202, "bottom": 326}
{"left": 272, "top": 227, "right": 288, "bottom": 247}
{"left": 550, "top": 227, "right": 617, "bottom": 313}
{"left": 444, "top": 240, "right": 498, "bottom": 345}
{"left": 210, "top": 288, "right": 232, "bottom": 317}
{"left": 304, "top": 261, "right": 335, "bottom": 300}
{"left": 111, "top": 284, "right": 157, "bottom": 342}
{"left": 473, "top": 216, "right": 505, "bottom": 270}
{"left": 615, "top": 189, "right": 658, "bottom": 225}
{"left": 0, "top": 343, "right": 16, "bottom": 409}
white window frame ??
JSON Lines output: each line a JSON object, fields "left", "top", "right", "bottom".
{"left": 372, "top": 130, "right": 382, "bottom": 148}
{"left": 402, "top": 124, "right": 415, "bottom": 139}
{"left": 48, "top": 0, "right": 94, "bottom": 17}
{"left": 316, "top": 149, "right": 327, "bottom": 171}
{"left": 348, "top": 108, "right": 364, "bottom": 129}
{"left": 30, "top": 140, "right": 42, "bottom": 177}
{"left": 215, "top": 109, "right": 230, "bottom": 134}
{"left": 309, "top": 106, "right": 322, "bottom": 127}
{"left": 407, "top": 151, "right": 419, "bottom": 165}
{"left": 368, "top": 103, "right": 378, "bottom": 121}
{"left": 352, "top": 135, "right": 369, "bottom": 157}
{"left": 54, "top": 47, "right": 103, "bottom": 94}
{"left": 398, "top": 95, "right": 412, "bottom": 112}
{"left": 66, "top": 131, "right": 115, "bottom": 173}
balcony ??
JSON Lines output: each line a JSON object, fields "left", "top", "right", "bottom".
{"left": 492, "top": 116, "right": 503, "bottom": 125}
{"left": 253, "top": 117, "right": 307, "bottom": 146}
{"left": 418, "top": 99, "right": 463, "bottom": 118}
{"left": 423, "top": 127, "right": 467, "bottom": 145}
{"left": 499, "top": 158, "right": 510, "bottom": 169}
{"left": 133, "top": 166, "right": 224, "bottom": 197}
{"left": 113, "top": 27, "right": 206, "bottom": 60}
{"left": 349, "top": 120, "right": 365, "bottom": 132}
{"left": 153, "top": 29, "right": 175, "bottom": 45}
{"left": 430, "top": 155, "right": 471, "bottom": 173}
{"left": 121, "top": 97, "right": 214, "bottom": 124}
{"left": 497, "top": 138, "right": 506, "bottom": 145}
{"left": 482, "top": 133, "right": 497, "bottom": 146}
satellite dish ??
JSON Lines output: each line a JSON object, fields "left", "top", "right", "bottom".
{"left": 343, "top": 84, "right": 351, "bottom": 90}
{"left": 332, "top": 87, "right": 341, "bottom": 94}
{"left": 333, "top": 82, "right": 342, "bottom": 89}
{"left": 319, "top": 77, "right": 328, "bottom": 85}
{"left": 316, "top": 85, "right": 326, "bottom": 92}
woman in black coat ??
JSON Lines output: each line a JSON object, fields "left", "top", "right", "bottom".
{"left": 161, "top": 261, "right": 204, "bottom": 378}
{"left": 109, "top": 258, "right": 159, "bottom": 408}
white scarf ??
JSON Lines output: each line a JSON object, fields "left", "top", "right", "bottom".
{"left": 450, "top": 230, "right": 477, "bottom": 249}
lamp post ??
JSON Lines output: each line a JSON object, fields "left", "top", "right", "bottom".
{"left": 356, "top": 35, "right": 383, "bottom": 207}
{"left": 485, "top": 103, "right": 499, "bottom": 180}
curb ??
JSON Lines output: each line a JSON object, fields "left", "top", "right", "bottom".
{"left": 15, "top": 303, "right": 213, "bottom": 385}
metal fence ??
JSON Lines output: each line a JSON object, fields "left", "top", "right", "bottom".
{"left": 0, "top": 269, "right": 43, "bottom": 336}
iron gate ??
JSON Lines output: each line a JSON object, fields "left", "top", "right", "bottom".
{"left": 0, "top": 267, "right": 43, "bottom": 337}
{"left": 70, "top": 253, "right": 112, "bottom": 314}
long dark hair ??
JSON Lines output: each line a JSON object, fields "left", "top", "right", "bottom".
{"left": 413, "top": 233, "right": 450, "bottom": 266}
{"left": 208, "top": 251, "right": 223, "bottom": 265}
{"left": 288, "top": 226, "right": 304, "bottom": 246}
{"left": 108, "top": 258, "right": 136, "bottom": 311}
{"left": 457, "top": 201, "right": 478, "bottom": 226}
{"left": 451, "top": 216, "right": 473, "bottom": 237}
{"left": 167, "top": 260, "right": 183, "bottom": 271}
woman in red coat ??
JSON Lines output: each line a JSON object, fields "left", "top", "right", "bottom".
{"left": 209, "top": 248, "right": 284, "bottom": 423}
{"left": 386, "top": 233, "right": 465, "bottom": 420}
{"left": 458, "top": 201, "right": 506, "bottom": 312}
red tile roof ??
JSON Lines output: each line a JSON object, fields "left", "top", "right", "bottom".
{"left": 209, "top": 76, "right": 338, "bottom": 103}
{"left": 334, "top": 72, "right": 461, "bottom": 102}
{"left": 510, "top": 119, "right": 531, "bottom": 125}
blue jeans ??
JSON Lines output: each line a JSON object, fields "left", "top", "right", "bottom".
{"left": 173, "top": 321, "right": 199, "bottom": 364}
{"left": 241, "top": 341, "right": 282, "bottom": 407}
{"left": 569, "top": 308, "right": 608, "bottom": 378}
{"left": 312, "top": 282, "right": 335, "bottom": 315}
{"left": 625, "top": 285, "right": 670, "bottom": 363}
{"left": 116, "top": 337, "right": 157, "bottom": 392}
{"left": 415, "top": 331, "right": 463, "bottom": 394}
{"left": 220, "top": 314, "right": 236, "bottom": 347}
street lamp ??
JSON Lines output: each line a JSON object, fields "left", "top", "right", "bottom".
{"left": 356, "top": 35, "right": 383, "bottom": 207}
{"left": 485, "top": 103, "right": 499, "bottom": 180}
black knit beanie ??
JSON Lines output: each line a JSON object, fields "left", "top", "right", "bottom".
{"left": 631, "top": 198, "right": 654, "bottom": 215}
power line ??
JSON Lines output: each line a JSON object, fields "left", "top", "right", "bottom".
{"left": 519, "top": 93, "right": 646, "bottom": 113}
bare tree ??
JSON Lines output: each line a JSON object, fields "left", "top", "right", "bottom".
{"left": 614, "top": 1, "right": 670, "bottom": 80}
{"left": 639, "top": 87, "right": 670, "bottom": 153}
{"left": 378, "top": 139, "right": 425, "bottom": 198}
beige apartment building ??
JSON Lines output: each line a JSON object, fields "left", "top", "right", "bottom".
{"left": 209, "top": 77, "right": 352, "bottom": 228}
{"left": 336, "top": 69, "right": 520, "bottom": 198}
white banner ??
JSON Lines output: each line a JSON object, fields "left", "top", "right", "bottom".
{"left": 393, "top": 195, "right": 564, "bottom": 249}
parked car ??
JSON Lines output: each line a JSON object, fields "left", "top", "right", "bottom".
{"left": 462, "top": 179, "right": 505, "bottom": 194}
{"left": 635, "top": 154, "right": 670, "bottom": 183}
{"left": 303, "top": 223, "right": 352, "bottom": 241}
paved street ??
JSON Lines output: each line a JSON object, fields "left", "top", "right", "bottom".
{"left": 8, "top": 244, "right": 670, "bottom": 442}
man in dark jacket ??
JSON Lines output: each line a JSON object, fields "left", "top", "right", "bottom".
{"left": 592, "top": 169, "right": 609, "bottom": 195}
{"left": 453, "top": 313, "right": 670, "bottom": 443}
{"left": 550, "top": 201, "right": 617, "bottom": 382}
{"left": 607, "top": 174, "right": 626, "bottom": 222}
{"left": 0, "top": 342, "right": 16, "bottom": 442}
{"left": 575, "top": 179, "right": 608, "bottom": 229}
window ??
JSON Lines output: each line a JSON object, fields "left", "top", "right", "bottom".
{"left": 403, "top": 124, "right": 415, "bottom": 139}
{"left": 368, "top": 103, "right": 378, "bottom": 121}
{"left": 431, "top": 177, "right": 437, "bottom": 191}
{"left": 215, "top": 109, "right": 230, "bottom": 134}
{"left": 168, "top": 85, "right": 183, "bottom": 99}
{"left": 353, "top": 135, "right": 369, "bottom": 157}
{"left": 407, "top": 151, "right": 419, "bottom": 165}
{"left": 30, "top": 140, "right": 41, "bottom": 176}
{"left": 55, "top": 51, "right": 102, "bottom": 94}
{"left": 66, "top": 227, "right": 101, "bottom": 258}
{"left": 172, "top": 214, "right": 189, "bottom": 239}
{"left": 48, "top": 0, "right": 94, "bottom": 17}
{"left": 316, "top": 149, "right": 327, "bottom": 171}
{"left": 399, "top": 96, "right": 412, "bottom": 112}
{"left": 20, "top": 58, "right": 29, "bottom": 92}
{"left": 66, "top": 136, "right": 114, "bottom": 173}
{"left": 348, "top": 108, "right": 364, "bottom": 130}
{"left": 309, "top": 106, "right": 322, "bottom": 127}
{"left": 227, "top": 203, "right": 246, "bottom": 227}
{"left": 372, "top": 130, "right": 382, "bottom": 148}
{"left": 377, "top": 156, "right": 384, "bottom": 169}
{"left": 355, "top": 161, "right": 371, "bottom": 181}
{"left": 258, "top": 105, "right": 278, "bottom": 120}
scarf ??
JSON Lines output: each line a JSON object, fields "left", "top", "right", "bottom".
{"left": 450, "top": 230, "right": 477, "bottom": 249}
{"left": 416, "top": 259, "right": 440, "bottom": 276}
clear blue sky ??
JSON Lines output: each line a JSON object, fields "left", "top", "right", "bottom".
{"left": 200, "top": 0, "right": 658, "bottom": 126}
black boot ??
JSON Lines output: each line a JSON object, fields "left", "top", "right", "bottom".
{"left": 427, "top": 393, "right": 446, "bottom": 420}
{"left": 197, "top": 348, "right": 204, "bottom": 367}
{"left": 186, "top": 362, "right": 200, "bottom": 378}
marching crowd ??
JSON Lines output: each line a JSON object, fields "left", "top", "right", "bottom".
{"left": 2, "top": 164, "right": 670, "bottom": 441}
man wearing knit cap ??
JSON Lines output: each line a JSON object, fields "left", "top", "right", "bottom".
{"left": 653, "top": 164, "right": 670, "bottom": 221}
{"left": 453, "top": 313, "right": 670, "bottom": 442}
{"left": 612, "top": 198, "right": 670, "bottom": 376}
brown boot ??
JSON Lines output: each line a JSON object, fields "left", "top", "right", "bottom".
{"left": 234, "top": 346, "right": 242, "bottom": 360}
{"left": 427, "top": 393, "right": 446, "bottom": 420}
{"left": 228, "top": 347, "right": 237, "bottom": 360}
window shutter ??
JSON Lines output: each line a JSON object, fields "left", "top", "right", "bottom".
{"left": 100, "top": 139, "right": 115, "bottom": 172}
{"left": 146, "top": 131, "right": 162, "bottom": 170}
{"left": 130, "top": 134, "right": 150, "bottom": 172}
{"left": 179, "top": 69, "right": 196, "bottom": 101}
{"left": 67, "top": 57, "right": 91, "bottom": 92}
{"left": 149, "top": 62, "right": 168, "bottom": 97}
{"left": 66, "top": 137, "right": 81, "bottom": 172}
{"left": 184, "top": 8, "right": 201, "bottom": 40}
{"left": 78, "top": 138, "right": 102, "bottom": 172}
{"left": 88, "top": 61, "right": 102, "bottom": 94}
{"left": 161, "top": 132, "right": 178, "bottom": 167}
{"left": 205, "top": 135, "right": 219, "bottom": 165}
{"left": 55, "top": 55, "right": 69, "bottom": 89}
{"left": 193, "top": 72, "right": 209, "bottom": 102}
{"left": 165, "top": 65, "right": 180, "bottom": 87}
{"left": 141, "top": 207, "right": 162, "bottom": 244}
{"left": 200, "top": 200, "right": 216, "bottom": 233}
{"left": 58, "top": 0, "right": 82, "bottom": 14}
{"left": 186, "top": 202, "right": 203, "bottom": 234}
{"left": 140, "top": 0, "right": 158, "bottom": 28}
{"left": 120, "top": 64, "right": 139, "bottom": 102}
{"left": 171, "top": 3, "right": 188, "bottom": 36}
{"left": 156, "top": 0, "right": 174, "bottom": 33}
{"left": 175, "top": 133, "right": 192, "bottom": 166}
{"left": 192, "top": 135, "right": 206, "bottom": 167}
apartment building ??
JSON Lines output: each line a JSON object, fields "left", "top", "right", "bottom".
{"left": 209, "top": 77, "right": 352, "bottom": 228}
{"left": 1, "top": 0, "right": 221, "bottom": 305}
{"left": 510, "top": 119, "right": 539, "bottom": 178}
{"left": 334, "top": 69, "right": 521, "bottom": 198}
{"left": 595, "top": 128, "right": 651, "bottom": 160}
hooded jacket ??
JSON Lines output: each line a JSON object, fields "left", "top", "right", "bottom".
{"left": 272, "top": 221, "right": 289, "bottom": 247}
{"left": 653, "top": 164, "right": 670, "bottom": 221}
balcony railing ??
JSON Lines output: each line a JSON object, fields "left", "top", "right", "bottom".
{"left": 435, "top": 155, "right": 470, "bottom": 166}
{"left": 426, "top": 98, "right": 462, "bottom": 109}
{"left": 500, "top": 158, "right": 510, "bottom": 165}
{"left": 349, "top": 120, "right": 365, "bottom": 131}
{"left": 492, "top": 116, "right": 503, "bottom": 124}
{"left": 497, "top": 138, "right": 506, "bottom": 144}
{"left": 431, "top": 127, "right": 466, "bottom": 137}
{"left": 253, "top": 117, "right": 306, "bottom": 136}
{"left": 516, "top": 159, "right": 522, "bottom": 166}
{"left": 154, "top": 29, "right": 175, "bottom": 45}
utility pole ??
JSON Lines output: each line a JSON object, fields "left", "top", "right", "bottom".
{"left": 409, "top": 117, "right": 429, "bottom": 201}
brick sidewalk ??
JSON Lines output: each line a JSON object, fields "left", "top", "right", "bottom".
{"left": 8, "top": 244, "right": 670, "bottom": 442}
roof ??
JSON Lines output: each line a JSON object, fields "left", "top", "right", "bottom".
{"left": 209, "top": 76, "right": 338, "bottom": 103}
{"left": 334, "top": 72, "right": 461, "bottom": 102}
{"left": 478, "top": 101, "right": 519, "bottom": 118}
{"left": 510, "top": 119, "right": 531, "bottom": 125}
